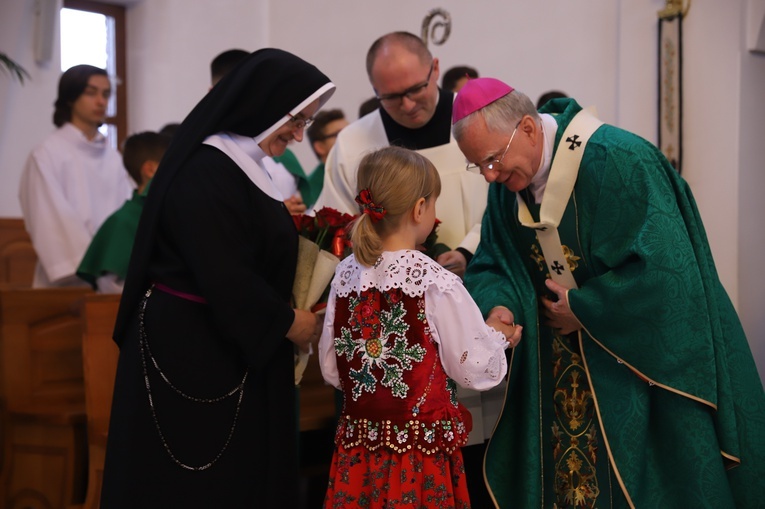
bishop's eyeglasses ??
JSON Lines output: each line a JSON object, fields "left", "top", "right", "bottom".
{"left": 466, "top": 120, "right": 522, "bottom": 174}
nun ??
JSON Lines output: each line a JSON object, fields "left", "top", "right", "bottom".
{"left": 100, "top": 48, "right": 335, "bottom": 508}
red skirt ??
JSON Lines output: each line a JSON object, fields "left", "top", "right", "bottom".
{"left": 323, "top": 443, "right": 471, "bottom": 509}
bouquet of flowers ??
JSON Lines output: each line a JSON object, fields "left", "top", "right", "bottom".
{"left": 292, "top": 207, "right": 355, "bottom": 384}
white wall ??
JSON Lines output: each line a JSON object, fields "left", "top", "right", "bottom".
{"left": 0, "top": 0, "right": 64, "bottom": 217}
{"left": 124, "top": 0, "right": 270, "bottom": 133}
{"left": 739, "top": 33, "right": 765, "bottom": 375}
{"left": 1, "top": 0, "right": 763, "bottom": 374}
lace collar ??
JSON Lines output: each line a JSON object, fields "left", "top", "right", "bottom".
{"left": 332, "top": 249, "right": 460, "bottom": 298}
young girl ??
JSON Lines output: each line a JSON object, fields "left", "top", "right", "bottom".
{"left": 319, "top": 146, "right": 522, "bottom": 508}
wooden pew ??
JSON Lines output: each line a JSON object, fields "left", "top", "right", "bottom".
{"left": 0, "top": 286, "right": 92, "bottom": 509}
{"left": 79, "top": 294, "right": 120, "bottom": 509}
{"left": 0, "top": 218, "right": 36, "bottom": 288}
{"left": 299, "top": 354, "right": 337, "bottom": 432}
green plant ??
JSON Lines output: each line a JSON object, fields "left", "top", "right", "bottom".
{"left": 1, "top": 53, "right": 30, "bottom": 83}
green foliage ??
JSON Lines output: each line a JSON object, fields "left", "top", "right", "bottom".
{"left": 0, "top": 53, "right": 30, "bottom": 84}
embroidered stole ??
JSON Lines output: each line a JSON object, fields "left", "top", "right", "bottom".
{"left": 516, "top": 108, "right": 603, "bottom": 289}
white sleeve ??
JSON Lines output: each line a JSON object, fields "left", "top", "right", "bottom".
{"left": 425, "top": 282, "right": 509, "bottom": 391}
{"left": 312, "top": 134, "right": 360, "bottom": 215}
{"left": 19, "top": 153, "right": 92, "bottom": 283}
{"left": 318, "top": 288, "right": 340, "bottom": 388}
{"left": 457, "top": 223, "right": 481, "bottom": 254}
{"left": 96, "top": 273, "right": 124, "bottom": 294}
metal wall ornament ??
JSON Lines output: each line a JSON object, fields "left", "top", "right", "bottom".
{"left": 658, "top": 0, "right": 690, "bottom": 173}
{"left": 421, "top": 8, "right": 452, "bottom": 47}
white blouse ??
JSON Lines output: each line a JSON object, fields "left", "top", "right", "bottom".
{"left": 319, "top": 249, "right": 509, "bottom": 392}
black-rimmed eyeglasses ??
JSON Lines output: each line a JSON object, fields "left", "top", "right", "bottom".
{"left": 375, "top": 62, "right": 434, "bottom": 106}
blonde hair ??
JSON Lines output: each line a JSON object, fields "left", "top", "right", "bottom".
{"left": 351, "top": 146, "right": 441, "bottom": 266}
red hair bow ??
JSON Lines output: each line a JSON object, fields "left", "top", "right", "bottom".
{"left": 355, "top": 188, "right": 386, "bottom": 223}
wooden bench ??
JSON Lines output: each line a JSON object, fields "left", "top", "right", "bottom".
{"left": 0, "top": 286, "right": 92, "bottom": 509}
{"left": 0, "top": 218, "right": 36, "bottom": 288}
{"left": 80, "top": 294, "right": 120, "bottom": 509}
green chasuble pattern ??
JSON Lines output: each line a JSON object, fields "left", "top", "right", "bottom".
{"left": 77, "top": 188, "right": 145, "bottom": 287}
{"left": 465, "top": 98, "right": 765, "bottom": 508}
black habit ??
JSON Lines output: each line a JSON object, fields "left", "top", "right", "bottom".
{"left": 100, "top": 49, "right": 334, "bottom": 508}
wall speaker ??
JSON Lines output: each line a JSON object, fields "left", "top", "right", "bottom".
{"left": 34, "top": 0, "right": 58, "bottom": 64}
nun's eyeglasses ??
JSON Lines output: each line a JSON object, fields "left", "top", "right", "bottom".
{"left": 376, "top": 62, "right": 434, "bottom": 106}
{"left": 288, "top": 113, "right": 315, "bottom": 130}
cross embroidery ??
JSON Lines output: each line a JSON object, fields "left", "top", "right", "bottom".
{"left": 566, "top": 134, "right": 582, "bottom": 150}
{"left": 551, "top": 261, "right": 565, "bottom": 275}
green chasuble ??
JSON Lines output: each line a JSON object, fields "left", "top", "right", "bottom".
{"left": 466, "top": 98, "right": 765, "bottom": 508}
{"left": 273, "top": 148, "right": 324, "bottom": 209}
{"left": 77, "top": 187, "right": 146, "bottom": 288}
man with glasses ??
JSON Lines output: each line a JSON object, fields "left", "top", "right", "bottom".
{"left": 314, "top": 31, "right": 488, "bottom": 279}
{"left": 452, "top": 77, "right": 765, "bottom": 508}
{"left": 312, "top": 30, "right": 494, "bottom": 505}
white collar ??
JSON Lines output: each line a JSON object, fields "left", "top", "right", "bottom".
{"left": 332, "top": 249, "right": 460, "bottom": 298}
{"left": 527, "top": 113, "right": 558, "bottom": 203}
{"left": 203, "top": 132, "right": 284, "bottom": 201}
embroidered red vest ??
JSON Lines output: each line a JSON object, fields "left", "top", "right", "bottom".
{"left": 332, "top": 286, "right": 469, "bottom": 455}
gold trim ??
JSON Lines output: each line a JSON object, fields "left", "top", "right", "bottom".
{"left": 658, "top": 0, "right": 691, "bottom": 19}
{"left": 578, "top": 331, "right": 637, "bottom": 509}
{"left": 721, "top": 449, "right": 742, "bottom": 467}
{"left": 580, "top": 328, "right": 717, "bottom": 411}
{"left": 483, "top": 341, "right": 517, "bottom": 508}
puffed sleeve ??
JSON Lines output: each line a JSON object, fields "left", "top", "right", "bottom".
{"left": 424, "top": 282, "right": 509, "bottom": 390}
{"left": 318, "top": 288, "right": 340, "bottom": 388}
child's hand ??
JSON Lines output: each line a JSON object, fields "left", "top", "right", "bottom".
{"left": 486, "top": 305, "right": 523, "bottom": 348}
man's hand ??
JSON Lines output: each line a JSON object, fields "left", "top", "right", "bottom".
{"left": 540, "top": 279, "right": 582, "bottom": 335}
{"left": 436, "top": 250, "right": 467, "bottom": 278}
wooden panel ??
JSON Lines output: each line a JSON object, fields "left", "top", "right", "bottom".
{"left": 0, "top": 287, "right": 92, "bottom": 411}
{"left": 81, "top": 294, "right": 120, "bottom": 509}
{"left": 299, "top": 354, "right": 337, "bottom": 432}
{"left": 0, "top": 218, "right": 36, "bottom": 289}
{"left": 0, "top": 287, "right": 92, "bottom": 509}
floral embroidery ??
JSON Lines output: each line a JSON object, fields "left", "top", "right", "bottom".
{"left": 332, "top": 250, "right": 459, "bottom": 298}
{"left": 335, "top": 289, "right": 426, "bottom": 401}
{"left": 530, "top": 241, "right": 581, "bottom": 275}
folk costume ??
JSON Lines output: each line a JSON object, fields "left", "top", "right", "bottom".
{"left": 460, "top": 85, "right": 765, "bottom": 508}
{"left": 77, "top": 186, "right": 147, "bottom": 293}
{"left": 101, "top": 49, "right": 335, "bottom": 508}
{"left": 319, "top": 250, "right": 510, "bottom": 508}
{"left": 19, "top": 122, "right": 133, "bottom": 287}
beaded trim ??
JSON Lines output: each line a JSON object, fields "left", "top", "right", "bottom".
{"left": 336, "top": 414, "right": 469, "bottom": 455}
{"left": 138, "top": 286, "right": 249, "bottom": 471}
{"left": 332, "top": 250, "right": 460, "bottom": 298}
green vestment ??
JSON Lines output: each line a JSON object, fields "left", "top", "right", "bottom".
{"left": 273, "top": 148, "right": 324, "bottom": 209}
{"left": 77, "top": 188, "right": 146, "bottom": 287}
{"left": 466, "top": 98, "right": 765, "bottom": 508}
